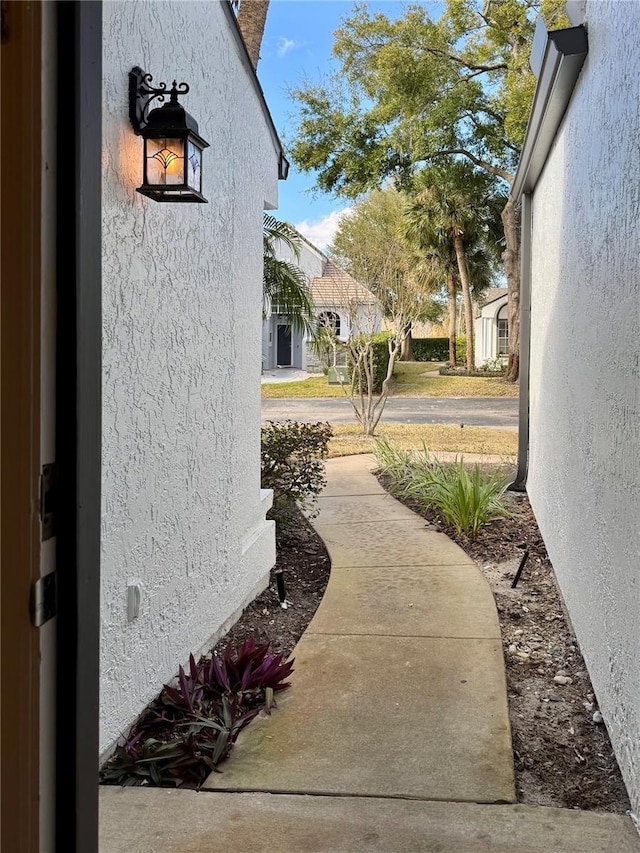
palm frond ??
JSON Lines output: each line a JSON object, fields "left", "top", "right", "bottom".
{"left": 263, "top": 215, "right": 315, "bottom": 336}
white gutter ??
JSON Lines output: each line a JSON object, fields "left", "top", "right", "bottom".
{"left": 509, "top": 19, "right": 588, "bottom": 490}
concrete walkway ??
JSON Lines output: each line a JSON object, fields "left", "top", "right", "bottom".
{"left": 100, "top": 455, "right": 640, "bottom": 852}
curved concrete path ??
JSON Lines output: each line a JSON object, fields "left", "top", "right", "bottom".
{"left": 201, "top": 454, "right": 514, "bottom": 801}
{"left": 100, "top": 456, "right": 640, "bottom": 851}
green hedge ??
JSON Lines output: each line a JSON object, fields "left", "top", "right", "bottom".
{"left": 411, "top": 336, "right": 468, "bottom": 363}
{"left": 456, "top": 336, "right": 467, "bottom": 363}
{"left": 351, "top": 332, "right": 393, "bottom": 393}
{"left": 411, "top": 338, "right": 449, "bottom": 362}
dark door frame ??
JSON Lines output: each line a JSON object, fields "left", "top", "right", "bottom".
{"left": 1, "top": 4, "right": 43, "bottom": 850}
{"left": 55, "top": 2, "right": 102, "bottom": 851}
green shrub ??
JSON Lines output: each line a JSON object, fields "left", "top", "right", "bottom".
{"left": 410, "top": 336, "right": 469, "bottom": 364}
{"left": 371, "top": 332, "right": 393, "bottom": 391}
{"left": 438, "top": 366, "right": 506, "bottom": 377}
{"left": 350, "top": 331, "right": 393, "bottom": 393}
{"left": 261, "top": 421, "right": 333, "bottom": 534}
{"left": 456, "top": 336, "right": 467, "bottom": 363}
{"left": 411, "top": 338, "right": 449, "bottom": 362}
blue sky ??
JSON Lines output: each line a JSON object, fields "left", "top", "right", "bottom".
{"left": 257, "top": 1, "right": 442, "bottom": 249}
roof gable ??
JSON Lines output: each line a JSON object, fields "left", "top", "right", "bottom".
{"left": 310, "top": 260, "right": 377, "bottom": 306}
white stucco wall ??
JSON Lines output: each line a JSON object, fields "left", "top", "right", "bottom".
{"left": 100, "top": 0, "right": 277, "bottom": 755}
{"left": 527, "top": 0, "right": 640, "bottom": 817}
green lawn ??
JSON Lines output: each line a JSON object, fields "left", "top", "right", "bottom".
{"left": 261, "top": 361, "right": 519, "bottom": 399}
{"left": 262, "top": 375, "right": 349, "bottom": 399}
{"left": 328, "top": 423, "right": 517, "bottom": 459}
{"left": 390, "top": 362, "right": 519, "bottom": 398}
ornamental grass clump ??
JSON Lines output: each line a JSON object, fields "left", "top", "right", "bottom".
{"left": 374, "top": 439, "right": 509, "bottom": 537}
{"left": 372, "top": 436, "right": 416, "bottom": 489}
{"left": 423, "top": 459, "right": 509, "bottom": 537}
{"left": 100, "top": 639, "right": 293, "bottom": 788}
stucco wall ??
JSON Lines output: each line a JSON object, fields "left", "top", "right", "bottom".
{"left": 527, "top": 0, "right": 640, "bottom": 817}
{"left": 100, "top": 0, "right": 277, "bottom": 755}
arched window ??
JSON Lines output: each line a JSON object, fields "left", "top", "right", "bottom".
{"left": 317, "top": 311, "right": 341, "bottom": 338}
{"left": 497, "top": 304, "right": 509, "bottom": 356}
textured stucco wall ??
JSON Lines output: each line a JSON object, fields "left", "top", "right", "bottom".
{"left": 527, "top": 0, "right": 640, "bottom": 817}
{"left": 100, "top": 0, "right": 277, "bottom": 754}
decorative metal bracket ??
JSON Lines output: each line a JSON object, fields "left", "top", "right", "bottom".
{"left": 129, "top": 66, "right": 190, "bottom": 135}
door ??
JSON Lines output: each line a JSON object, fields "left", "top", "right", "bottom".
{"left": 277, "top": 323, "right": 292, "bottom": 366}
{"left": 1, "top": 4, "right": 103, "bottom": 851}
{"left": 2, "top": 4, "right": 45, "bottom": 851}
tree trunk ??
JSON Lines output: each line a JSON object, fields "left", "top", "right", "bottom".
{"left": 453, "top": 233, "right": 475, "bottom": 371}
{"left": 400, "top": 321, "right": 413, "bottom": 361}
{"left": 237, "top": 0, "right": 270, "bottom": 69}
{"left": 501, "top": 196, "right": 520, "bottom": 382}
{"left": 447, "top": 275, "right": 457, "bottom": 366}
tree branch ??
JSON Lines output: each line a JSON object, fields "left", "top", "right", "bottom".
{"left": 425, "top": 45, "right": 507, "bottom": 74}
{"left": 433, "top": 149, "right": 513, "bottom": 183}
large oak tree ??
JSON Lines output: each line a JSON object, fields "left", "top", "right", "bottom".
{"left": 289, "top": 0, "right": 567, "bottom": 381}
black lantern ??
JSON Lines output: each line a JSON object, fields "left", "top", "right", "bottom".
{"left": 129, "top": 66, "right": 210, "bottom": 203}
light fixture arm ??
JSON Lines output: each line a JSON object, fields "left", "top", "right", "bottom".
{"left": 129, "top": 66, "right": 190, "bottom": 135}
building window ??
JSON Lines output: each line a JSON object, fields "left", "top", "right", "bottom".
{"left": 317, "top": 311, "right": 341, "bottom": 338}
{"left": 497, "top": 311, "right": 509, "bottom": 357}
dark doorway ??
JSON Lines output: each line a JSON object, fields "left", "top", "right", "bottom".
{"left": 277, "top": 324, "right": 292, "bottom": 366}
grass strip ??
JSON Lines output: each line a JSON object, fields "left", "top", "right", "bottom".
{"left": 327, "top": 423, "right": 517, "bottom": 459}
{"left": 262, "top": 361, "right": 518, "bottom": 399}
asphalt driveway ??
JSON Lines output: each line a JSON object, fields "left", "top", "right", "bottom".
{"left": 261, "top": 396, "right": 519, "bottom": 430}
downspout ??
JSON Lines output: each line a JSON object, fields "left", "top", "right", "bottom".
{"left": 506, "top": 16, "right": 588, "bottom": 491}
{"left": 510, "top": 192, "right": 532, "bottom": 491}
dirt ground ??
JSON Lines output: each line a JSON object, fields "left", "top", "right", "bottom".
{"left": 212, "top": 513, "right": 331, "bottom": 661}
{"left": 216, "top": 497, "right": 630, "bottom": 814}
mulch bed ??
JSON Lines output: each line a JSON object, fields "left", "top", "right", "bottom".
{"left": 212, "top": 511, "right": 331, "bottom": 661}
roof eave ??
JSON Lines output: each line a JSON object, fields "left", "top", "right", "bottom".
{"left": 510, "top": 21, "right": 588, "bottom": 201}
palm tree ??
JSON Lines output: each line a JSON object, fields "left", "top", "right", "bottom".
{"left": 404, "top": 163, "right": 503, "bottom": 371}
{"left": 263, "top": 214, "right": 315, "bottom": 336}
{"left": 237, "top": 0, "right": 270, "bottom": 69}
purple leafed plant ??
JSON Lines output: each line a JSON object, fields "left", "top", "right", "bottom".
{"left": 100, "top": 640, "right": 294, "bottom": 789}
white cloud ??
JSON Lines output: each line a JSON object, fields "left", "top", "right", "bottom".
{"left": 295, "top": 209, "right": 353, "bottom": 251}
{"left": 277, "top": 37, "right": 297, "bottom": 57}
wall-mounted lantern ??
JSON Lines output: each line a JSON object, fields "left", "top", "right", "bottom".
{"left": 129, "top": 66, "right": 210, "bottom": 203}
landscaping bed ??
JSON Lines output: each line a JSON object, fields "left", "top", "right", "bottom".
{"left": 102, "top": 489, "right": 630, "bottom": 811}
{"left": 220, "top": 493, "right": 630, "bottom": 814}
{"left": 438, "top": 366, "right": 506, "bottom": 377}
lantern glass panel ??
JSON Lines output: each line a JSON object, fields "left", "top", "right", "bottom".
{"left": 187, "top": 141, "right": 202, "bottom": 193}
{"left": 146, "top": 137, "right": 185, "bottom": 185}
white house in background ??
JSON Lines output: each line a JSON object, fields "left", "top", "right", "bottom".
{"left": 262, "top": 231, "right": 381, "bottom": 372}
{"left": 474, "top": 287, "right": 508, "bottom": 365}
{"left": 100, "top": 1, "right": 280, "bottom": 757}
{"left": 512, "top": 2, "right": 640, "bottom": 821}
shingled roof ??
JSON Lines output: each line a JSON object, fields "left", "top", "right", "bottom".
{"left": 309, "top": 260, "right": 377, "bottom": 307}
{"left": 480, "top": 287, "right": 508, "bottom": 307}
